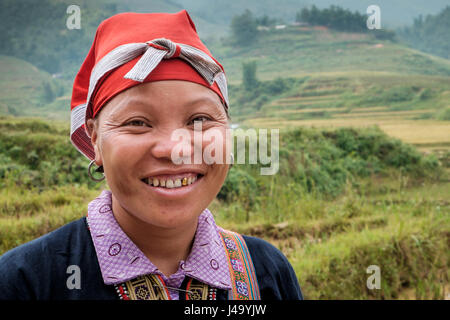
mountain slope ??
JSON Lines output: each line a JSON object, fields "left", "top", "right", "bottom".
{"left": 0, "top": 55, "right": 72, "bottom": 120}
{"left": 210, "top": 26, "right": 450, "bottom": 83}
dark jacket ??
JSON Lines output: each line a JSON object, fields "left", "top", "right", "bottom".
{"left": 0, "top": 217, "right": 303, "bottom": 300}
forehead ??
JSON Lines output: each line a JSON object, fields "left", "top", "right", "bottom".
{"left": 99, "top": 80, "right": 225, "bottom": 119}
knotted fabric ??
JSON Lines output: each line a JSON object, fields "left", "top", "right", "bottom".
{"left": 70, "top": 10, "right": 229, "bottom": 160}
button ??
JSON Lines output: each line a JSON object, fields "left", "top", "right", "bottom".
{"left": 180, "top": 262, "right": 192, "bottom": 272}
{"left": 210, "top": 259, "right": 219, "bottom": 270}
{"left": 108, "top": 243, "right": 121, "bottom": 256}
{"left": 99, "top": 204, "right": 112, "bottom": 213}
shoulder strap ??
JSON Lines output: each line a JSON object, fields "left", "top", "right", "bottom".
{"left": 218, "top": 229, "right": 261, "bottom": 300}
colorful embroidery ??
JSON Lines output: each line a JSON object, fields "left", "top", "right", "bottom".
{"left": 114, "top": 274, "right": 214, "bottom": 300}
{"left": 219, "top": 229, "right": 261, "bottom": 300}
{"left": 124, "top": 274, "right": 170, "bottom": 300}
{"left": 185, "top": 278, "right": 209, "bottom": 300}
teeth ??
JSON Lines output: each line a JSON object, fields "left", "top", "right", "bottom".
{"left": 166, "top": 180, "right": 174, "bottom": 188}
{"left": 144, "top": 174, "right": 201, "bottom": 189}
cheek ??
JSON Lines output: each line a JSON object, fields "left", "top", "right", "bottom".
{"left": 201, "top": 126, "right": 231, "bottom": 163}
{"left": 102, "top": 132, "right": 152, "bottom": 163}
{"left": 101, "top": 134, "right": 144, "bottom": 187}
{"left": 202, "top": 127, "right": 230, "bottom": 193}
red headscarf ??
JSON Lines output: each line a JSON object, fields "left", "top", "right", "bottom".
{"left": 70, "top": 10, "right": 228, "bottom": 160}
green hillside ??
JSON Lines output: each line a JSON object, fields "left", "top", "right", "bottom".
{"left": 211, "top": 26, "right": 450, "bottom": 83}
{"left": 0, "top": 55, "right": 70, "bottom": 120}
{"left": 238, "top": 72, "right": 450, "bottom": 121}
{"left": 206, "top": 26, "right": 450, "bottom": 158}
{"left": 2, "top": 24, "right": 450, "bottom": 129}
{"left": 0, "top": 0, "right": 225, "bottom": 80}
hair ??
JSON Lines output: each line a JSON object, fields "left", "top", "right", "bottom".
{"left": 222, "top": 102, "right": 231, "bottom": 122}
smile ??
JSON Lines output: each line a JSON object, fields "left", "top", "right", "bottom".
{"left": 141, "top": 173, "right": 204, "bottom": 189}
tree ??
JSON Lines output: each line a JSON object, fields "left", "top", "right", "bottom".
{"left": 295, "top": 5, "right": 366, "bottom": 33}
{"left": 42, "top": 81, "right": 54, "bottom": 103}
{"left": 295, "top": 8, "right": 309, "bottom": 23}
{"left": 242, "top": 61, "right": 259, "bottom": 91}
{"left": 230, "top": 9, "right": 258, "bottom": 46}
{"left": 398, "top": 6, "right": 450, "bottom": 59}
{"left": 255, "top": 14, "right": 278, "bottom": 27}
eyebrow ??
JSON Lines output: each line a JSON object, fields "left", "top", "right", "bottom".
{"left": 109, "top": 95, "right": 225, "bottom": 121}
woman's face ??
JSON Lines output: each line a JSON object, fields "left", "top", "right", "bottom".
{"left": 87, "top": 80, "right": 230, "bottom": 229}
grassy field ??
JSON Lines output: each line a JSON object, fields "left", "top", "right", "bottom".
{"left": 0, "top": 172, "right": 448, "bottom": 299}
{"left": 212, "top": 173, "right": 449, "bottom": 299}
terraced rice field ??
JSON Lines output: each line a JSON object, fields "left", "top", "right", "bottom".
{"left": 240, "top": 72, "right": 450, "bottom": 156}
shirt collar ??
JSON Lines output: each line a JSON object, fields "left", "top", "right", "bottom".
{"left": 86, "top": 190, "right": 232, "bottom": 290}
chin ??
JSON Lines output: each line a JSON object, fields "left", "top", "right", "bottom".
{"left": 134, "top": 202, "right": 201, "bottom": 227}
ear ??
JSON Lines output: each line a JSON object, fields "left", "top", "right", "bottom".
{"left": 86, "top": 118, "right": 103, "bottom": 167}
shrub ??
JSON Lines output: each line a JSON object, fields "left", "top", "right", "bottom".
{"left": 231, "top": 10, "right": 258, "bottom": 46}
{"left": 382, "top": 86, "right": 415, "bottom": 102}
{"left": 419, "top": 88, "right": 434, "bottom": 100}
{"left": 436, "top": 107, "right": 450, "bottom": 121}
{"left": 218, "top": 168, "right": 258, "bottom": 208}
{"left": 242, "top": 60, "right": 259, "bottom": 91}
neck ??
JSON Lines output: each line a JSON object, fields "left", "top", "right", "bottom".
{"left": 111, "top": 197, "right": 198, "bottom": 277}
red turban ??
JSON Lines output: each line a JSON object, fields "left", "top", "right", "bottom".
{"left": 70, "top": 10, "right": 228, "bottom": 160}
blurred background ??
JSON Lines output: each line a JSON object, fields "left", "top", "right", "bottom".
{"left": 0, "top": 0, "right": 448, "bottom": 299}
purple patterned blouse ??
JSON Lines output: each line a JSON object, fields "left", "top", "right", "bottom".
{"left": 86, "top": 190, "right": 232, "bottom": 299}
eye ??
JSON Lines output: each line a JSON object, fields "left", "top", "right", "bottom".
{"left": 189, "top": 116, "right": 211, "bottom": 125}
{"left": 125, "top": 120, "right": 150, "bottom": 127}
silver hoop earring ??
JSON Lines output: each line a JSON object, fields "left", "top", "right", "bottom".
{"left": 88, "top": 160, "right": 105, "bottom": 182}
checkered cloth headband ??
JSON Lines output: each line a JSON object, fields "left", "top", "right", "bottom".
{"left": 87, "top": 38, "right": 229, "bottom": 111}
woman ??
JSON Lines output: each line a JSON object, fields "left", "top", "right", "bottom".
{"left": 0, "top": 10, "right": 303, "bottom": 300}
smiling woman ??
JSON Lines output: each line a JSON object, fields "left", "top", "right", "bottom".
{"left": 0, "top": 10, "right": 303, "bottom": 300}
{"left": 86, "top": 81, "right": 231, "bottom": 277}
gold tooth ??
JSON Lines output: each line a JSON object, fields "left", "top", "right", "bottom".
{"left": 148, "top": 175, "right": 196, "bottom": 188}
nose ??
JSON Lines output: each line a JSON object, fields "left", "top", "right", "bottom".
{"left": 150, "top": 128, "right": 195, "bottom": 164}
